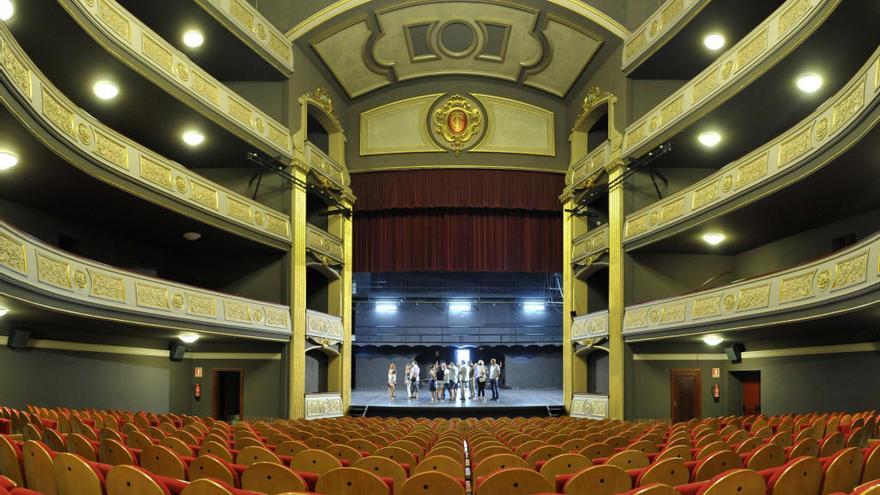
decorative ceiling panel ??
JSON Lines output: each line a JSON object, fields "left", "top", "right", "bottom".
{"left": 309, "top": 0, "right": 604, "bottom": 99}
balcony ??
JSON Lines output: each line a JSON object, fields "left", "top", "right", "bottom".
{"left": 623, "top": 230, "right": 880, "bottom": 340}
{"left": 9, "top": 0, "right": 291, "bottom": 172}
{"left": 623, "top": 45, "right": 880, "bottom": 252}
{"left": 0, "top": 221, "right": 291, "bottom": 340}
{"left": 572, "top": 225, "right": 609, "bottom": 266}
{"left": 306, "top": 225, "right": 344, "bottom": 266}
{"left": 0, "top": 26, "right": 291, "bottom": 250}
{"left": 305, "top": 309, "right": 344, "bottom": 343}
{"left": 115, "top": 0, "right": 293, "bottom": 79}
{"left": 571, "top": 311, "right": 609, "bottom": 343}
{"left": 304, "top": 141, "right": 350, "bottom": 193}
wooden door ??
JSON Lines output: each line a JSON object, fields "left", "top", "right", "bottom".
{"left": 670, "top": 369, "right": 701, "bottom": 422}
{"left": 741, "top": 371, "right": 761, "bottom": 414}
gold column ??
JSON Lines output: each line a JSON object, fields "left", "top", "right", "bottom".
{"left": 606, "top": 159, "right": 625, "bottom": 420}
{"left": 341, "top": 200, "right": 354, "bottom": 411}
{"left": 288, "top": 164, "right": 309, "bottom": 419}
{"left": 561, "top": 199, "right": 573, "bottom": 411}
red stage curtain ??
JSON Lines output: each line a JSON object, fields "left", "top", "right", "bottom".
{"left": 351, "top": 169, "right": 563, "bottom": 273}
{"left": 352, "top": 169, "right": 563, "bottom": 212}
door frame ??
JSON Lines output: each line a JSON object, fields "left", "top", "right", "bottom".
{"left": 670, "top": 368, "right": 702, "bottom": 422}
{"left": 212, "top": 368, "right": 244, "bottom": 420}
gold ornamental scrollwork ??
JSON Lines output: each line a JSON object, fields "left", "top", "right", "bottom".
{"left": 430, "top": 94, "right": 484, "bottom": 156}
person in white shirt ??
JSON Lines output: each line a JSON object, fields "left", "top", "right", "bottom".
{"left": 489, "top": 358, "right": 502, "bottom": 401}
{"left": 387, "top": 363, "right": 397, "bottom": 399}
{"left": 447, "top": 362, "right": 458, "bottom": 401}
{"left": 409, "top": 360, "right": 420, "bottom": 399}
{"left": 475, "top": 360, "right": 487, "bottom": 400}
{"left": 458, "top": 360, "right": 470, "bottom": 401}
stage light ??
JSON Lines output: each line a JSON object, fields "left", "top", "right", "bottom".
{"left": 375, "top": 301, "right": 398, "bottom": 313}
{"left": 796, "top": 73, "right": 823, "bottom": 93}
{"left": 523, "top": 301, "right": 545, "bottom": 312}
{"left": 179, "top": 334, "right": 199, "bottom": 344}
{"left": 702, "top": 232, "right": 726, "bottom": 245}
{"left": 182, "top": 130, "right": 205, "bottom": 147}
{"left": 703, "top": 334, "right": 723, "bottom": 346}
{"left": 183, "top": 30, "right": 204, "bottom": 48}
{"left": 0, "top": 151, "right": 18, "bottom": 170}
{"left": 703, "top": 33, "right": 725, "bottom": 51}
{"left": 698, "top": 131, "right": 722, "bottom": 148}
{"left": 0, "top": 0, "right": 14, "bottom": 21}
{"left": 0, "top": 307, "right": 8, "bottom": 318}
{"left": 93, "top": 80, "right": 119, "bottom": 100}
{"left": 449, "top": 301, "right": 472, "bottom": 313}
{"left": 182, "top": 232, "right": 202, "bottom": 241}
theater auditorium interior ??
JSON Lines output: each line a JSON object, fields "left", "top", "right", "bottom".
{"left": 1, "top": 0, "right": 879, "bottom": 494}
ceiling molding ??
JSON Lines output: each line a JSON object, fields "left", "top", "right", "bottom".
{"left": 287, "top": 0, "right": 629, "bottom": 41}
{"left": 633, "top": 342, "right": 880, "bottom": 361}
{"left": 0, "top": 336, "right": 281, "bottom": 360}
{"left": 348, "top": 165, "right": 566, "bottom": 174}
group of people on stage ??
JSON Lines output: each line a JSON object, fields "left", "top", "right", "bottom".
{"left": 386, "top": 358, "right": 502, "bottom": 401}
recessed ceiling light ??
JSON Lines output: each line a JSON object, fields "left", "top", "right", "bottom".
{"left": 179, "top": 334, "right": 199, "bottom": 344}
{"left": 183, "top": 30, "right": 204, "bottom": 48}
{"left": 182, "top": 231, "right": 202, "bottom": 241}
{"left": 523, "top": 301, "right": 545, "bottom": 312}
{"left": 0, "top": 0, "right": 14, "bottom": 21}
{"left": 0, "top": 151, "right": 18, "bottom": 170}
{"left": 698, "top": 131, "right": 722, "bottom": 148}
{"left": 449, "top": 301, "right": 472, "bottom": 313}
{"left": 182, "top": 130, "right": 205, "bottom": 147}
{"left": 703, "top": 334, "right": 723, "bottom": 346}
{"left": 93, "top": 80, "right": 119, "bottom": 100}
{"left": 703, "top": 33, "right": 725, "bottom": 51}
{"left": 796, "top": 73, "right": 823, "bottom": 93}
{"left": 0, "top": 307, "right": 8, "bottom": 318}
{"left": 702, "top": 233, "right": 726, "bottom": 245}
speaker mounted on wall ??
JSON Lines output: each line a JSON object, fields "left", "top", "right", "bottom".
{"left": 169, "top": 341, "right": 187, "bottom": 361}
{"left": 6, "top": 327, "right": 31, "bottom": 350}
{"left": 724, "top": 343, "right": 745, "bottom": 363}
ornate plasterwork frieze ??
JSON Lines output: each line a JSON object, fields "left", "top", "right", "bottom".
{"left": 305, "top": 309, "right": 344, "bottom": 342}
{"left": 566, "top": 141, "right": 611, "bottom": 190}
{"left": 0, "top": 27, "right": 291, "bottom": 244}
{"left": 194, "top": 0, "right": 294, "bottom": 74}
{"left": 303, "top": 142, "right": 349, "bottom": 192}
{"left": 570, "top": 394, "right": 608, "bottom": 419}
{"left": 64, "top": 0, "right": 292, "bottom": 157}
{"left": 624, "top": 45, "right": 880, "bottom": 243}
{"left": 572, "top": 226, "right": 609, "bottom": 266}
{"left": 306, "top": 225, "right": 344, "bottom": 265}
{"left": 623, "top": 231, "right": 880, "bottom": 337}
{"left": 622, "top": 0, "right": 830, "bottom": 157}
{"left": 304, "top": 393, "right": 344, "bottom": 420}
{"left": 0, "top": 222, "right": 291, "bottom": 337}
{"left": 571, "top": 310, "right": 609, "bottom": 342}
{"left": 622, "top": 0, "right": 706, "bottom": 72}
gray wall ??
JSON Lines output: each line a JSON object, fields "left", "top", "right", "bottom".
{"left": 305, "top": 351, "right": 329, "bottom": 394}
{"left": 626, "top": 351, "right": 880, "bottom": 420}
{"left": 503, "top": 347, "right": 564, "bottom": 389}
{"left": 0, "top": 345, "right": 190, "bottom": 413}
{"left": 628, "top": 253, "right": 736, "bottom": 304}
{"left": 587, "top": 350, "right": 610, "bottom": 394}
{"left": 189, "top": 358, "right": 283, "bottom": 420}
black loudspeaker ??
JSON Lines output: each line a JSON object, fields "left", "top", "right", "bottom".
{"left": 6, "top": 327, "right": 30, "bottom": 350}
{"left": 724, "top": 343, "right": 745, "bottom": 363}
{"left": 169, "top": 341, "right": 187, "bottom": 361}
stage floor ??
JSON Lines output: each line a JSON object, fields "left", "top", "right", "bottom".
{"left": 351, "top": 389, "right": 563, "bottom": 409}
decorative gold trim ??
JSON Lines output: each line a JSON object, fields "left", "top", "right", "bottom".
{"left": 624, "top": 230, "right": 880, "bottom": 337}
{"left": 571, "top": 310, "right": 609, "bottom": 341}
{"left": 430, "top": 94, "right": 484, "bottom": 156}
{"left": 349, "top": 164, "right": 565, "bottom": 174}
{"left": 570, "top": 394, "right": 609, "bottom": 419}
{"left": 622, "top": 0, "right": 707, "bottom": 72}
{"left": 0, "top": 221, "right": 291, "bottom": 336}
{"left": 305, "top": 309, "right": 344, "bottom": 341}
{"left": 633, "top": 342, "right": 880, "bottom": 361}
{"left": 470, "top": 93, "right": 555, "bottom": 156}
{"left": 571, "top": 225, "right": 608, "bottom": 265}
{"left": 306, "top": 224, "right": 344, "bottom": 264}
{"left": 0, "top": 26, "right": 291, "bottom": 243}
{"left": 304, "top": 393, "right": 344, "bottom": 420}
{"left": 359, "top": 94, "right": 445, "bottom": 155}
{"left": 0, "top": 336, "right": 283, "bottom": 360}
{"left": 623, "top": 46, "right": 879, "bottom": 244}
{"left": 63, "top": 0, "right": 292, "bottom": 156}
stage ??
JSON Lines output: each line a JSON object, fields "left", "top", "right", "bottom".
{"left": 350, "top": 389, "right": 564, "bottom": 418}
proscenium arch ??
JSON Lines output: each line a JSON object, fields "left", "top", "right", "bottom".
{"left": 286, "top": 0, "right": 630, "bottom": 41}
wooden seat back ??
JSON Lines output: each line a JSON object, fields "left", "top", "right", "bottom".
{"left": 478, "top": 467, "right": 553, "bottom": 495}
{"left": 414, "top": 455, "right": 464, "bottom": 478}
{"left": 106, "top": 465, "right": 166, "bottom": 495}
{"left": 140, "top": 444, "right": 186, "bottom": 480}
{"left": 638, "top": 458, "right": 689, "bottom": 487}
{"left": 821, "top": 447, "right": 864, "bottom": 495}
{"left": 746, "top": 443, "right": 785, "bottom": 470}
{"left": 538, "top": 453, "right": 591, "bottom": 485}
{"left": 768, "top": 456, "right": 822, "bottom": 495}
{"left": 606, "top": 449, "right": 650, "bottom": 470}
{"left": 22, "top": 440, "right": 57, "bottom": 495}
{"left": 693, "top": 450, "right": 743, "bottom": 482}
{"left": 472, "top": 453, "right": 529, "bottom": 480}
{"left": 701, "top": 469, "right": 765, "bottom": 495}
{"left": 400, "top": 471, "right": 465, "bottom": 495}
{"left": 562, "top": 464, "right": 631, "bottom": 495}
{"left": 187, "top": 455, "right": 235, "bottom": 485}
{"left": 53, "top": 452, "right": 103, "bottom": 495}
{"left": 241, "top": 462, "right": 309, "bottom": 494}
{"left": 290, "top": 448, "right": 343, "bottom": 475}
{"left": 315, "top": 467, "right": 391, "bottom": 495}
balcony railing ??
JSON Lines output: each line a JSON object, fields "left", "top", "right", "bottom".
{"left": 306, "top": 225, "right": 344, "bottom": 265}
{"left": 572, "top": 225, "right": 609, "bottom": 265}
{"left": 622, "top": 0, "right": 832, "bottom": 157}
{"left": 571, "top": 394, "right": 609, "bottom": 419}
{"left": 624, "top": 45, "right": 880, "bottom": 244}
{"left": 571, "top": 310, "right": 609, "bottom": 342}
{"left": 0, "top": 26, "right": 291, "bottom": 245}
{"left": 566, "top": 141, "right": 611, "bottom": 191}
{"left": 622, "top": 0, "right": 707, "bottom": 72}
{"left": 623, "top": 230, "right": 880, "bottom": 337}
{"left": 304, "top": 393, "right": 343, "bottom": 420}
{"left": 63, "top": 0, "right": 292, "bottom": 157}
{"left": 304, "top": 141, "right": 349, "bottom": 192}
{"left": 305, "top": 309, "right": 343, "bottom": 343}
{"left": 0, "top": 221, "right": 291, "bottom": 338}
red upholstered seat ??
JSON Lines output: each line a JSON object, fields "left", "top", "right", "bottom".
{"left": 854, "top": 480, "right": 880, "bottom": 494}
